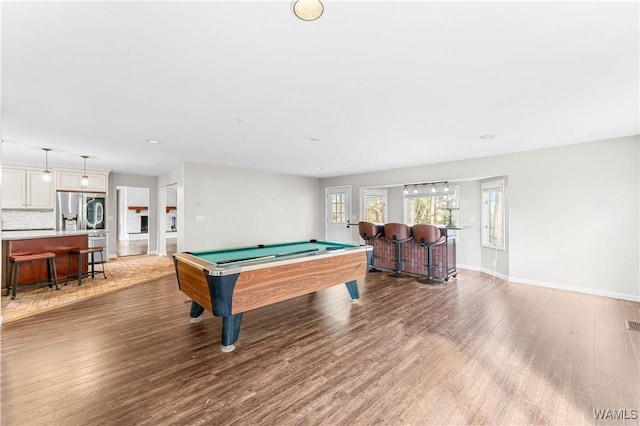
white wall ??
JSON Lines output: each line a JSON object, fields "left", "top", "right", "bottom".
{"left": 182, "top": 163, "right": 321, "bottom": 251}
{"left": 321, "top": 136, "right": 640, "bottom": 300}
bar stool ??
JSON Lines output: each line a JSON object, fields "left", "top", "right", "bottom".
{"left": 383, "top": 223, "right": 412, "bottom": 278}
{"left": 412, "top": 224, "right": 446, "bottom": 283}
{"left": 66, "top": 248, "right": 107, "bottom": 286}
{"left": 358, "top": 221, "right": 384, "bottom": 272}
{"left": 6, "top": 252, "right": 59, "bottom": 300}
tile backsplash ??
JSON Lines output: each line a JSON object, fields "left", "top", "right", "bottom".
{"left": 2, "top": 209, "right": 55, "bottom": 230}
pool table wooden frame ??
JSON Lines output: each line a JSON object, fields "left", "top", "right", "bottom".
{"left": 173, "top": 240, "right": 371, "bottom": 352}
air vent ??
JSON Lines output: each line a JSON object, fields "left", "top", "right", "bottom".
{"left": 626, "top": 320, "right": 640, "bottom": 332}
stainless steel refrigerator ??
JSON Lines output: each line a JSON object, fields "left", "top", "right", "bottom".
{"left": 56, "top": 191, "right": 108, "bottom": 261}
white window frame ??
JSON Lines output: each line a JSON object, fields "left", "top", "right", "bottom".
{"left": 362, "top": 189, "right": 387, "bottom": 223}
{"left": 481, "top": 179, "right": 506, "bottom": 250}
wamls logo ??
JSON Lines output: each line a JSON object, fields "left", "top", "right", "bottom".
{"left": 593, "top": 409, "right": 638, "bottom": 420}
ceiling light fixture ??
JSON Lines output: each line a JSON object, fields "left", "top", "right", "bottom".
{"left": 81, "top": 155, "right": 89, "bottom": 188}
{"left": 41, "top": 148, "right": 52, "bottom": 182}
{"left": 292, "top": 0, "right": 324, "bottom": 21}
{"left": 147, "top": 139, "right": 161, "bottom": 144}
{"left": 480, "top": 134, "right": 495, "bottom": 140}
{"left": 403, "top": 181, "right": 451, "bottom": 195}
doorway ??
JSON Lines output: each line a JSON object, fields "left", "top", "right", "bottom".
{"left": 165, "top": 186, "right": 177, "bottom": 256}
{"left": 116, "top": 186, "right": 150, "bottom": 257}
{"left": 325, "top": 186, "right": 353, "bottom": 243}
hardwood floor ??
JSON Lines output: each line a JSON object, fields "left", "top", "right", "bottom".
{"left": 1, "top": 270, "right": 639, "bottom": 425}
{"left": 1, "top": 254, "right": 175, "bottom": 323}
{"left": 116, "top": 239, "right": 149, "bottom": 256}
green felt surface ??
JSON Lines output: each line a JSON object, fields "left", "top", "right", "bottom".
{"left": 191, "top": 240, "right": 359, "bottom": 265}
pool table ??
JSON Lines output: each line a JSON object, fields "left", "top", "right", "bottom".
{"left": 173, "top": 239, "right": 372, "bottom": 352}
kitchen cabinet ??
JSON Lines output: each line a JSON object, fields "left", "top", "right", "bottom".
{"left": 1, "top": 166, "right": 54, "bottom": 209}
{"left": 55, "top": 169, "right": 109, "bottom": 193}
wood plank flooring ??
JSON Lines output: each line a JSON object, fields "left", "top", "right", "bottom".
{"left": 1, "top": 254, "right": 175, "bottom": 323}
{"left": 1, "top": 270, "right": 639, "bottom": 425}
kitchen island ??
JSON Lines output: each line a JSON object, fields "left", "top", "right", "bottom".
{"left": 1, "top": 230, "right": 91, "bottom": 294}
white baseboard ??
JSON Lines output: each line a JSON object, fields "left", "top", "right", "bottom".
{"left": 148, "top": 250, "right": 158, "bottom": 255}
{"left": 457, "top": 264, "right": 640, "bottom": 302}
{"left": 458, "top": 264, "right": 509, "bottom": 281}
{"left": 508, "top": 276, "right": 640, "bottom": 302}
{"left": 457, "top": 264, "right": 480, "bottom": 272}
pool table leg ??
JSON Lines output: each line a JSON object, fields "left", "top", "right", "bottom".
{"left": 189, "top": 301, "right": 205, "bottom": 323}
{"left": 221, "top": 313, "right": 243, "bottom": 352}
{"left": 344, "top": 280, "right": 360, "bottom": 302}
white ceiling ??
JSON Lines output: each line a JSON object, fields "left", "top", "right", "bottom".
{"left": 2, "top": 1, "right": 638, "bottom": 178}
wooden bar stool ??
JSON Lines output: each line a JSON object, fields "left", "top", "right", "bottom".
{"left": 66, "top": 248, "right": 107, "bottom": 286}
{"left": 383, "top": 223, "right": 412, "bottom": 278}
{"left": 6, "top": 252, "right": 59, "bottom": 300}
{"left": 412, "top": 224, "right": 446, "bottom": 283}
{"left": 358, "top": 221, "right": 384, "bottom": 272}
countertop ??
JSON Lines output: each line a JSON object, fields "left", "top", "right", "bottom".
{"left": 1, "top": 230, "right": 108, "bottom": 241}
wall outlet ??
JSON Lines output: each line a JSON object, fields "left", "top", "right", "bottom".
{"left": 492, "top": 259, "right": 497, "bottom": 267}
{"left": 195, "top": 216, "right": 204, "bottom": 222}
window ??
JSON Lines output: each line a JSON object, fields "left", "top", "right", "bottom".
{"left": 330, "top": 192, "right": 346, "bottom": 223}
{"left": 481, "top": 180, "right": 505, "bottom": 249}
{"left": 404, "top": 186, "right": 458, "bottom": 226}
{"left": 363, "top": 190, "right": 387, "bottom": 223}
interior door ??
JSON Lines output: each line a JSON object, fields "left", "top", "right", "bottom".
{"left": 325, "top": 186, "right": 352, "bottom": 243}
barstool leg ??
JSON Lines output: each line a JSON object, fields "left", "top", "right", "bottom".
{"left": 6, "top": 260, "right": 13, "bottom": 296}
{"left": 65, "top": 253, "right": 71, "bottom": 286}
{"left": 78, "top": 253, "right": 83, "bottom": 286}
{"left": 11, "top": 262, "right": 19, "bottom": 300}
{"left": 99, "top": 252, "right": 107, "bottom": 279}
{"left": 46, "top": 257, "right": 53, "bottom": 288}
{"left": 50, "top": 258, "right": 60, "bottom": 290}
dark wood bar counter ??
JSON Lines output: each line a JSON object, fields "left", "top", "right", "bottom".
{"left": 366, "top": 224, "right": 469, "bottom": 281}
{"left": 2, "top": 231, "right": 89, "bottom": 291}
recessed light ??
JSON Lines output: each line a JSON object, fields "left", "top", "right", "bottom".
{"left": 147, "top": 139, "right": 161, "bottom": 144}
{"left": 292, "top": 0, "right": 324, "bottom": 21}
{"left": 480, "top": 134, "right": 495, "bottom": 140}
{"left": 310, "top": 137, "right": 321, "bottom": 142}
{"left": 314, "top": 167, "right": 321, "bottom": 170}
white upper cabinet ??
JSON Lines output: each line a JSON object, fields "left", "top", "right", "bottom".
{"left": 1, "top": 166, "right": 54, "bottom": 209}
{"left": 55, "top": 169, "right": 108, "bottom": 192}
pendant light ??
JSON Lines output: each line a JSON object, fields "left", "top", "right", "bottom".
{"left": 41, "top": 148, "right": 52, "bottom": 182}
{"left": 81, "top": 155, "right": 89, "bottom": 187}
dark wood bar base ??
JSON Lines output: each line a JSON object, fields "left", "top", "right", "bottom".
{"left": 361, "top": 223, "right": 465, "bottom": 281}
{"left": 2, "top": 234, "right": 88, "bottom": 292}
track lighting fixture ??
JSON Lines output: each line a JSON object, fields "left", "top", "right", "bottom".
{"left": 402, "top": 181, "right": 451, "bottom": 194}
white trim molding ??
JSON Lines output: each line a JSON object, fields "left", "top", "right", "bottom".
{"left": 457, "top": 265, "right": 640, "bottom": 302}
{"left": 508, "top": 276, "right": 640, "bottom": 303}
